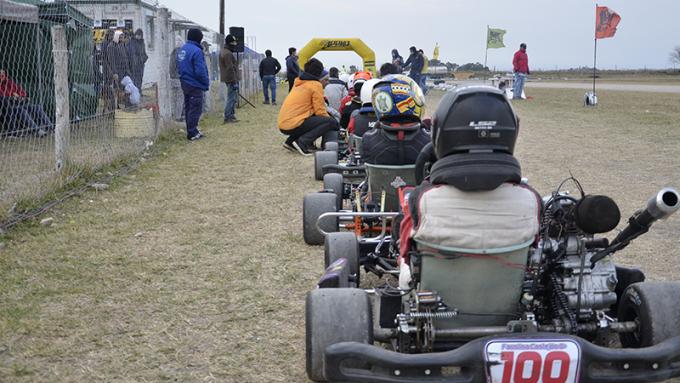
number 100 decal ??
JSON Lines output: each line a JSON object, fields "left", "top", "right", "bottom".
{"left": 485, "top": 340, "right": 581, "bottom": 383}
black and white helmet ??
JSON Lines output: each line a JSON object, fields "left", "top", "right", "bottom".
{"left": 431, "top": 86, "right": 519, "bottom": 159}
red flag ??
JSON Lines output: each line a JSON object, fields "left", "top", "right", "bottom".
{"left": 595, "top": 6, "right": 621, "bottom": 39}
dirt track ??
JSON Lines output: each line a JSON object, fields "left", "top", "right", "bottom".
{"left": 1, "top": 87, "right": 680, "bottom": 382}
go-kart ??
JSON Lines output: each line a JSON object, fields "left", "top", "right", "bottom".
{"left": 305, "top": 182, "right": 680, "bottom": 383}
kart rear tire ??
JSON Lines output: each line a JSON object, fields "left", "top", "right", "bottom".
{"left": 323, "top": 173, "right": 344, "bottom": 211}
{"left": 314, "top": 150, "right": 338, "bottom": 181}
{"left": 324, "top": 232, "right": 360, "bottom": 288}
{"left": 324, "top": 141, "right": 339, "bottom": 152}
{"left": 306, "top": 288, "right": 373, "bottom": 382}
{"left": 618, "top": 281, "right": 680, "bottom": 347}
{"left": 303, "top": 193, "right": 338, "bottom": 245}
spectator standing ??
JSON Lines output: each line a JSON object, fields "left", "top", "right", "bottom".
{"left": 128, "top": 29, "right": 148, "bottom": 91}
{"left": 169, "top": 36, "right": 184, "bottom": 121}
{"left": 177, "top": 28, "right": 209, "bottom": 140}
{"left": 0, "top": 69, "right": 53, "bottom": 136}
{"left": 391, "top": 49, "right": 404, "bottom": 72}
{"left": 259, "top": 49, "right": 281, "bottom": 105}
{"left": 418, "top": 49, "right": 429, "bottom": 95}
{"left": 324, "top": 67, "right": 347, "bottom": 111}
{"left": 106, "top": 30, "right": 131, "bottom": 91}
{"left": 220, "top": 34, "right": 240, "bottom": 123}
{"left": 285, "top": 47, "right": 300, "bottom": 92}
{"left": 403, "top": 46, "right": 424, "bottom": 85}
{"left": 278, "top": 58, "right": 339, "bottom": 156}
{"left": 512, "top": 43, "right": 529, "bottom": 99}
{"left": 101, "top": 29, "right": 115, "bottom": 111}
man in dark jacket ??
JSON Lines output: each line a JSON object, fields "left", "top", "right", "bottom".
{"left": 128, "top": 29, "right": 148, "bottom": 91}
{"left": 285, "top": 47, "right": 299, "bottom": 92}
{"left": 177, "top": 28, "right": 209, "bottom": 140}
{"left": 403, "top": 46, "right": 424, "bottom": 85}
{"left": 219, "top": 34, "right": 239, "bottom": 123}
{"left": 259, "top": 49, "right": 281, "bottom": 105}
{"left": 106, "top": 30, "right": 131, "bottom": 83}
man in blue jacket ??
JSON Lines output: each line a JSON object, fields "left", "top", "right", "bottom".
{"left": 177, "top": 28, "right": 209, "bottom": 140}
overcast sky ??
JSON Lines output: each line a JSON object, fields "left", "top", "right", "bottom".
{"left": 161, "top": 0, "right": 680, "bottom": 71}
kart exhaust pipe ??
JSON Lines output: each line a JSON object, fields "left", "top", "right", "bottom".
{"left": 592, "top": 188, "right": 680, "bottom": 265}
{"left": 611, "top": 187, "right": 680, "bottom": 247}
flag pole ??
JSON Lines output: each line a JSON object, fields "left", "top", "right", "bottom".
{"left": 592, "top": 4, "right": 598, "bottom": 95}
{"left": 484, "top": 25, "right": 489, "bottom": 70}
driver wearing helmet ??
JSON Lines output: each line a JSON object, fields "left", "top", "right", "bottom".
{"left": 396, "top": 86, "right": 541, "bottom": 289}
{"left": 339, "top": 70, "right": 372, "bottom": 128}
{"left": 360, "top": 74, "right": 430, "bottom": 166}
{"left": 347, "top": 78, "right": 379, "bottom": 137}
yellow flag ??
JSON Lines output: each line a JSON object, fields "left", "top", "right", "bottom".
{"left": 433, "top": 43, "right": 440, "bottom": 60}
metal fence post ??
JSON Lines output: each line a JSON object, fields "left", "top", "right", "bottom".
{"left": 51, "top": 25, "right": 69, "bottom": 172}
{"left": 156, "top": 7, "right": 171, "bottom": 125}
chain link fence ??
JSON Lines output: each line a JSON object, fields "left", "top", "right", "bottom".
{"left": 0, "top": 0, "right": 261, "bottom": 224}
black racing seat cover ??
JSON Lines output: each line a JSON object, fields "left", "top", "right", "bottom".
{"left": 429, "top": 152, "right": 522, "bottom": 191}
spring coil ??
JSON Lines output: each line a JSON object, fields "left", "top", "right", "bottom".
{"left": 550, "top": 273, "right": 577, "bottom": 331}
{"left": 407, "top": 311, "right": 458, "bottom": 320}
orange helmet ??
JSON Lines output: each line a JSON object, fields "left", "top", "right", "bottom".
{"left": 353, "top": 71, "right": 372, "bottom": 82}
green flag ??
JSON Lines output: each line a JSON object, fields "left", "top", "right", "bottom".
{"left": 487, "top": 27, "right": 506, "bottom": 49}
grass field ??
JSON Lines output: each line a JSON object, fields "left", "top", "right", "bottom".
{"left": 1, "top": 87, "right": 680, "bottom": 382}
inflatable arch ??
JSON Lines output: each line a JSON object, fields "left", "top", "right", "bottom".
{"left": 298, "top": 38, "right": 376, "bottom": 75}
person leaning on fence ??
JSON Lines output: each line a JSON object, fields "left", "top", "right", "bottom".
{"left": 220, "top": 34, "right": 239, "bottom": 124}
{"left": 0, "top": 69, "right": 53, "bottom": 137}
{"left": 285, "top": 47, "right": 300, "bottom": 93}
{"left": 278, "top": 58, "right": 339, "bottom": 156}
{"left": 177, "top": 28, "right": 209, "bottom": 141}
{"left": 259, "top": 49, "right": 282, "bottom": 105}
{"left": 128, "top": 29, "right": 148, "bottom": 91}
{"left": 169, "top": 36, "right": 185, "bottom": 122}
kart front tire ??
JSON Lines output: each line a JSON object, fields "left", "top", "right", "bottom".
{"left": 303, "top": 193, "right": 338, "bottom": 245}
{"left": 618, "top": 281, "right": 680, "bottom": 347}
{"left": 324, "top": 232, "right": 360, "bottom": 288}
{"left": 323, "top": 173, "right": 344, "bottom": 211}
{"left": 306, "top": 288, "right": 373, "bottom": 382}
{"left": 314, "top": 150, "right": 338, "bottom": 181}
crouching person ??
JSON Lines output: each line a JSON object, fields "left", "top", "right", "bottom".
{"left": 396, "top": 87, "right": 541, "bottom": 323}
{"left": 278, "top": 58, "right": 338, "bottom": 156}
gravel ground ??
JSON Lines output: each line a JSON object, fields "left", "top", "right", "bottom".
{"left": 1, "top": 86, "right": 679, "bottom": 382}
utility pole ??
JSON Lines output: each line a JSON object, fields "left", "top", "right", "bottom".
{"left": 219, "top": 0, "right": 225, "bottom": 35}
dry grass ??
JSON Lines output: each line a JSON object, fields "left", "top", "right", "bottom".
{"left": 1, "top": 87, "right": 680, "bottom": 382}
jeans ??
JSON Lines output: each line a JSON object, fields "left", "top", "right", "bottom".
{"left": 419, "top": 75, "right": 428, "bottom": 95}
{"left": 513, "top": 72, "right": 526, "bottom": 99}
{"left": 282, "top": 115, "right": 339, "bottom": 148}
{"left": 409, "top": 72, "right": 421, "bottom": 86}
{"left": 262, "top": 75, "right": 277, "bottom": 103}
{"left": 181, "top": 82, "right": 204, "bottom": 138}
{"left": 2, "top": 98, "right": 53, "bottom": 134}
{"left": 224, "top": 82, "right": 238, "bottom": 120}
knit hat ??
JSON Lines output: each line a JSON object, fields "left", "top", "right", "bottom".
{"left": 187, "top": 28, "right": 203, "bottom": 43}
{"left": 304, "top": 58, "right": 324, "bottom": 79}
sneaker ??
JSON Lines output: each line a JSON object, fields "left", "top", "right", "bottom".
{"left": 263, "top": 100, "right": 270, "bottom": 105}
{"left": 282, "top": 141, "right": 296, "bottom": 153}
{"left": 292, "top": 140, "right": 312, "bottom": 156}
{"left": 223, "top": 117, "right": 239, "bottom": 123}
{"left": 272, "top": 101, "right": 277, "bottom": 105}
{"left": 189, "top": 132, "right": 205, "bottom": 141}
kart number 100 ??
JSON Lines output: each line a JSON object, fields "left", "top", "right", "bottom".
{"left": 485, "top": 340, "right": 581, "bottom": 383}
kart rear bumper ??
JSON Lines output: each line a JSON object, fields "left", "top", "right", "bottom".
{"left": 324, "top": 332, "right": 680, "bottom": 383}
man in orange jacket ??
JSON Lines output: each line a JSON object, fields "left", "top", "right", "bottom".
{"left": 278, "top": 58, "right": 339, "bottom": 155}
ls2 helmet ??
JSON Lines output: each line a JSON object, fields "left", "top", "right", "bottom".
{"left": 431, "top": 85, "right": 519, "bottom": 159}
{"left": 371, "top": 74, "right": 425, "bottom": 122}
